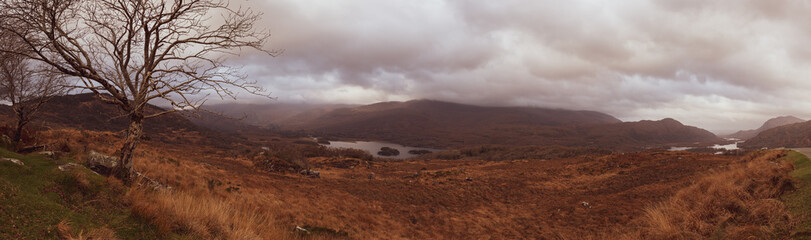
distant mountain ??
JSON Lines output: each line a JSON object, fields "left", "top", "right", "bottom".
{"left": 0, "top": 94, "right": 241, "bottom": 144}
{"left": 571, "top": 118, "right": 720, "bottom": 148}
{"left": 0, "top": 95, "right": 722, "bottom": 150}
{"left": 27, "top": 93, "right": 200, "bottom": 134}
{"left": 201, "top": 102, "right": 354, "bottom": 128}
{"left": 726, "top": 116, "right": 804, "bottom": 140}
{"left": 277, "top": 100, "right": 719, "bottom": 149}
{"left": 740, "top": 120, "right": 811, "bottom": 148}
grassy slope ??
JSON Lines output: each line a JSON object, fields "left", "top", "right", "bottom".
{"left": 0, "top": 148, "right": 165, "bottom": 239}
{"left": 786, "top": 151, "right": 811, "bottom": 239}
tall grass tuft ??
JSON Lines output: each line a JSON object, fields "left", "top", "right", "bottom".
{"left": 126, "top": 187, "right": 292, "bottom": 240}
{"left": 630, "top": 151, "right": 796, "bottom": 239}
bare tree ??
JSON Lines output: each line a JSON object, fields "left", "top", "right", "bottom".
{"left": 0, "top": 0, "right": 276, "bottom": 181}
{"left": 0, "top": 30, "right": 64, "bottom": 147}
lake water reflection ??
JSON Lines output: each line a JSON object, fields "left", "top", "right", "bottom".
{"left": 321, "top": 141, "right": 439, "bottom": 159}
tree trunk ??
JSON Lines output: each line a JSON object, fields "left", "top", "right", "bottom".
{"left": 115, "top": 115, "right": 143, "bottom": 182}
{"left": 12, "top": 107, "right": 27, "bottom": 149}
{"left": 13, "top": 120, "right": 25, "bottom": 144}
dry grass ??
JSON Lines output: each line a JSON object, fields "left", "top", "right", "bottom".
{"left": 630, "top": 150, "right": 797, "bottom": 239}
{"left": 126, "top": 187, "right": 291, "bottom": 240}
{"left": 35, "top": 128, "right": 798, "bottom": 239}
{"left": 56, "top": 219, "right": 118, "bottom": 240}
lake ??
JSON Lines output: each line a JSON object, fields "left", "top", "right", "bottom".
{"left": 668, "top": 141, "right": 741, "bottom": 151}
{"left": 320, "top": 141, "right": 439, "bottom": 159}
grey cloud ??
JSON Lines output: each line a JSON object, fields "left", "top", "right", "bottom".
{"left": 224, "top": 0, "right": 811, "bottom": 131}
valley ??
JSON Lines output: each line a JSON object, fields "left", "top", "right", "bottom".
{"left": 0, "top": 94, "right": 809, "bottom": 239}
{"left": 2, "top": 1, "right": 809, "bottom": 239}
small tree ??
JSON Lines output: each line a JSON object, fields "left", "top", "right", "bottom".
{"left": 0, "top": 30, "right": 64, "bottom": 147}
{"left": 0, "top": 0, "right": 276, "bottom": 181}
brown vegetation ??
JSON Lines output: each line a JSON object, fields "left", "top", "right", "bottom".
{"left": 126, "top": 187, "right": 289, "bottom": 240}
{"left": 28, "top": 127, "right": 749, "bottom": 238}
{"left": 3, "top": 97, "right": 803, "bottom": 239}
{"left": 630, "top": 150, "right": 797, "bottom": 239}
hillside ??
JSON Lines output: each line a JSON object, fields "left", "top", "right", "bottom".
{"left": 740, "top": 120, "right": 811, "bottom": 148}
{"left": 286, "top": 99, "right": 623, "bottom": 148}
{"left": 18, "top": 93, "right": 199, "bottom": 134}
{"left": 201, "top": 102, "right": 354, "bottom": 128}
{"left": 10, "top": 129, "right": 803, "bottom": 239}
{"left": 727, "top": 116, "right": 804, "bottom": 140}
{"left": 273, "top": 100, "right": 719, "bottom": 149}
{"left": 568, "top": 118, "right": 721, "bottom": 148}
{"left": 0, "top": 93, "right": 255, "bottom": 148}
{"left": 0, "top": 95, "right": 805, "bottom": 239}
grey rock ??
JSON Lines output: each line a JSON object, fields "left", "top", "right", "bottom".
{"left": 37, "top": 151, "right": 57, "bottom": 158}
{"left": 134, "top": 171, "right": 172, "bottom": 191}
{"left": 86, "top": 150, "right": 119, "bottom": 175}
{"left": 299, "top": 169, "right": 320, "bottom": 178}
{"left": 294, "top": 226, "right": 310, "bottom": 234}
{"left": 0, "top": 157, "right": 24, "bottom": 166}
{"left": 368, "top": 172, "right": 375, "bottom": 180}
{"left": 58, "top": 163, "right": 83, "bottom": 172}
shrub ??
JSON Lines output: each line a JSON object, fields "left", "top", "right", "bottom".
{"left": 422, "top": 145, "right": 611, "bottom": 161}
{"left": 377, "top": 147, "right": 400, "bottom": 156}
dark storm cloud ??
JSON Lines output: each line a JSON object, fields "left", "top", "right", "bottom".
{"left": 230, "top": 0, "right": 811, "bottom": 132}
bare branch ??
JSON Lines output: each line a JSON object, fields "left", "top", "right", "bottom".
{"left": 0, "top": 0, "right": 275, "bottom": 180}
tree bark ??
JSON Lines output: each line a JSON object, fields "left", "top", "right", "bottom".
{"left": 115, "top": 114, "right": 143, "bottom": 182}
{"left": 12, "top": 106, "right": 27, "bottom": 147}
{"left": 13, "top": 119, "right": 25, "bottom": 144}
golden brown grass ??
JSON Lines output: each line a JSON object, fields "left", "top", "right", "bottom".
{"left": 126, "top": 186, "right": 293, "bottom": 240}
{"left": 630, "top": 150, "right": 797, "bottom": 239}
{"left": 56, "top": 219, "right": 118, "bottom": 240}
{"left": 36, "top": 128, "right": 800, "bottom": 239}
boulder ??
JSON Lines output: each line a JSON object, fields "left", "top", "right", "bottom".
{"left": 58, "top": 163, "right": 84, "bottom": 172}
{"left": 86, "top": 150, "right": 119, "bottom": 175}
{"left": 0, "top": 157, "right": 24, "bottom": 166}
{"left": 294, "top": 226, "right": 310, "bottom": 234}
{"left": 134, "top": 171, "right": 172, "bottom": 191}
{"left": 37, "top": 151, "right": 59, "bottom": 158}
{"left": 299, "top": 169, "right": 320, "bottom": 178}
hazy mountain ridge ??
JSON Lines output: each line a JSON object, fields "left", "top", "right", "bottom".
{"left": 726, "top": 116, "right": 804, "bottom": 140}
{"left": 201, "top": 102, "right": 355, "bottom": 128}
{"left": 0, "top": 95, "right": 722, "bottom": 150}
{"left": 8, "top": 93, "right": 198, "bottom": 133}
{"left": 740, "top": 120, "right": 811, "bottom": 148}
{"left": 0, "top": 94, "right": 245, "bottom": 145}
{"left": 260, "top": 100, "right": 721, "bottom": 149}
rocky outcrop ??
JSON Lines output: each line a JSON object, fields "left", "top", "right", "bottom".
{"left": 0, "top": 157, "right": 24, "bottom": 166}
{"left": 86, "top": 150, "right": 118, "bottom": 175}
{"left": 299, "top": 169, "right": 320, "bottom": 178}
{"left": 58, "top": 163, "right": 84, "bottom": 172}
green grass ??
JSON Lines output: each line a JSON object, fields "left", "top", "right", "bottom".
{"left": 0, "top": 148, "right": 165, "bottom": 239}
{"left": 785, "top": 151, "right": 811, "bottom": 239}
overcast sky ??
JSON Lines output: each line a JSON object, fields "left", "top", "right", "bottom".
{"left": 227, "top": 0, "right": 811, "bottom": 133}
